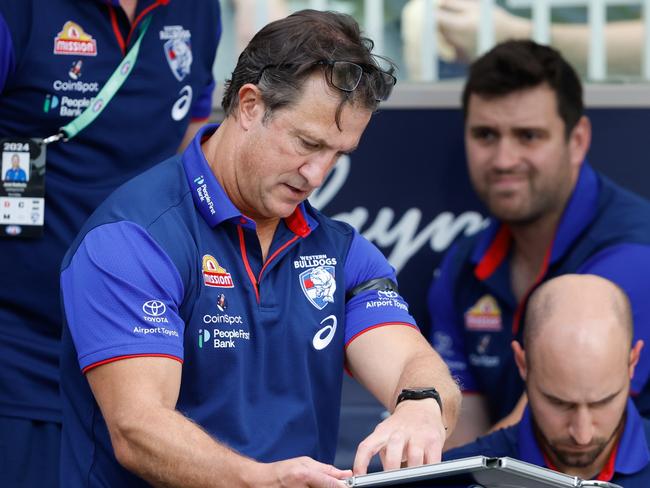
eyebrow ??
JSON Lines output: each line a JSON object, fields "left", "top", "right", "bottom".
{"left": 541, "top": 387, "right": 624, "bottom": 407}
{"left": 468, "top": 124, "right": 549, "bottom": 133}
{"left": 293, "top": 129, "right": 359, "bottom": 154}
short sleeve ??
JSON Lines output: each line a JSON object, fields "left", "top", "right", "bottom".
{"left": 344, "top": 231, "right": 417, "bottom": 345}
{"left": 428, "top": 245, "right": 479, "bottom": 391}
{"left": 577, "top": 243, "right": 650, "bottom": 394}
{"left": 190, "top": 79, "right": 215, "bottom": 120}
{"left": 61, "top": 221, "right": 186, "bottom": 372}
{"left": 190, "top": 6, "right": 221, "bottom": 120}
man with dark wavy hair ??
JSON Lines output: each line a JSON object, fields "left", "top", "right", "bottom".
{"left": 60, "top": 10, "right": 460, "bottom": 487}
{"left": 428, "top": 39, "right": 650, "bottom": 450}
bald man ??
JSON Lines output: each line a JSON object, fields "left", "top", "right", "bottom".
{"left": 444, "top": 274, "right": 650, "bottom": 486}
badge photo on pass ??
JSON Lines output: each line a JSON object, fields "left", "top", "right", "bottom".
{"left": 0, "top": 137, "right": 46, "bottom": 238}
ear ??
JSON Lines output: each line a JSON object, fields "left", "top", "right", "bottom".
{"left": 236, "top": 83, "right": 265, "bottom": 130}
{"left": 512, "top": 340, "right": 528, "bottom": 381}
{"left": 568, "top": 115, "right": 591, "bottom": 168}
{"left": 629, "top": 340, "right": 644, "bottom": 380}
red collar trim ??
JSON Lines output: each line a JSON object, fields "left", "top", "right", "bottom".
{"left": 472, "top": 223, "right": 556, "bottom": 335}
{"left": 107, "top": 0, "right": 168, "bottom": 55}
{"left": 596, "top": 443, "right": 618, "bottom": 481}
{"left": 285, "top": 206, "right": 312, "bottom": 238}
{"left": 474, "top": 225, "right": 511, "bottom": 281}
{"left": 542, "top": 443, "right": 618, "bottom": 482}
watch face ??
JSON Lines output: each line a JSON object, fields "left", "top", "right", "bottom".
{"left": 404, "top": 388, "right": 437, "bottom": 395}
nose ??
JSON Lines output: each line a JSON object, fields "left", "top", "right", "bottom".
{"left": 568, "top": 407, "right": 594, "bottom": 446}
{"left": 299, "top": 152, "right": 339, "bottom": 188}
{"left": 491, "top": 137, "right": 521, "bottom": 171}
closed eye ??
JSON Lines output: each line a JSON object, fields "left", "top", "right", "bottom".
{"left": 299, "top": 137, "right": 321, "bottom": 150}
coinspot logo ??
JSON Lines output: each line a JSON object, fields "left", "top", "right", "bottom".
{"left": 198, "top": 329, "right": 211, "bottom": 348}
{"left": 142, "top": 300, "right": 166, "bottom": 317}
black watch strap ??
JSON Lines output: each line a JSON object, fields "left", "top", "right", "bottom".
{"left": 396, "top": 387, "right": 443, "bottom": 416}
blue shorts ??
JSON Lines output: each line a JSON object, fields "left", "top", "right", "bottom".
{"left": 0, "top": 416, "right": 60, "bottom": 488}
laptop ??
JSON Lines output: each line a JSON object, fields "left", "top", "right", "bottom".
{"left": 344, "top": 456, "right": 623, "bottom": 488}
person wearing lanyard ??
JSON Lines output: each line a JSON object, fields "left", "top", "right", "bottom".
{"left": 0, "top": 1, "right": 221, "bottom": 486}
{"left": 445, "top": 274, "right": 650, "bottom": 487}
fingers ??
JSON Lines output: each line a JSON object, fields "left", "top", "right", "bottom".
{"left": 354, "top": 427, "right": 443, "bottom": 474}
{"left": 353, "top": 434, "right": 382, "bottom": 475}
{"left": 355, "top": 398, "right": 448, "bottom": 476}
{"left": 406, "top": 444, "right": 425, "bottom": 468}
{"left": 424, "top": 435, "right": 443, "bottom": 465}
{"left": 270, "top": 457, "right": 352, "bottom": 488}
{"left": 380, "top": 430, "right": 407, "bottom": 471}
{"left": 314, "top": 460, "right": 352, "bottom": 480}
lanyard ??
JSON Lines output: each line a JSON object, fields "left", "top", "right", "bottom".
{"left": 43, "top": 15, "right": 153, "bottom": 144}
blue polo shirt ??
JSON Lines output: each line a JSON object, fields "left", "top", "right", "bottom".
{"left": 59, "top": 124, "right": 418, "bottom": 485}
{"left": 4, "top": 167, "right": 26, "bottom": 182}
{"left": 0, "top": 0, "right": 220, "bottom": 423}
{"left": 429, "top": 163, "right": 650, "bottom": 421}
{"left": 444, "top": 399, "right": 650, "bottom": 487}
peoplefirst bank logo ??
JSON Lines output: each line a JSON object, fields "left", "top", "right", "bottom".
{"left": 198, "top": 327, "right": 250, "bottom": 349}
{"left": 201, "top": 254, "right": 234, "bottom": 288}
{"left": 198, "top": 328, "right": 210, "bottom": 348}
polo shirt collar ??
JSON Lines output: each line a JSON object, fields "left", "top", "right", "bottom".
{"left": 518, "top": 399, "right": 649, "bottom": 478}
{"left": 182, "top": 124, "right": 317, "bottom": 237}
{"left": 471, "top": 162, "right": 600, "bottom": 273}
{"left": 518, "top": 406, "right": 546, "bottom": 467}
{"left": 615, "top": 399, "right": 650, "bottom": 474}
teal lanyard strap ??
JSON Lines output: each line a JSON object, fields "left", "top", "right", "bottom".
{"left": 46, "top": 15, "right": 153, "bottom": 143}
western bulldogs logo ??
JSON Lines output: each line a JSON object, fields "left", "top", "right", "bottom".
{"left": 299, "top": 266, "right": 336, "bottom": 310}
{"left": 160, "top": 26, "right": 193, "bottom": 81}
{"left": 164, "top": 39, "right": 192, "bottom": 81}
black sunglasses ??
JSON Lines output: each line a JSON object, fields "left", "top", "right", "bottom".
{"left": 258, "top": 60, "right": 396, "bottom": 102}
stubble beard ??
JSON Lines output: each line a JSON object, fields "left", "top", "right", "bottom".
{"left": 479, "top": 172, "right": 570, "bottom": 228}
{"left": 537, "top": 414, "right": 624, "bottom": 471}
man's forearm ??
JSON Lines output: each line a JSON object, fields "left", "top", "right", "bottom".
{"left": 391, "top": 349, "right": 461, "bottom": 433}
{"left": 109, "top": 406, "right": 260, "bottom": 487}
{"left": 551, "top": 21, "right": 643, "bottom": 76}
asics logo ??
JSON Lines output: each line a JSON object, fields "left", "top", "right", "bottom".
{"left": 312, "top": 315, "right": 337, "bottom": 350}
{"left": 171, "top": 85, "right": 192, "bottom": 121}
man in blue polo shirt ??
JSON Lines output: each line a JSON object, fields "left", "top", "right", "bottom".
{"left": 428, "top": 39, "right": 650, "bottom": 449}
{"left": 60, "top": 10, "right": 461, "bottom": 487}
{"left": 4, "top": 153, "right": 27, "bottom": 181}
{"left": 0, "top": 1, "right": 220, "bottom": 486}
{"left": 445, "top": 274, "right": 650, "bottom": 487}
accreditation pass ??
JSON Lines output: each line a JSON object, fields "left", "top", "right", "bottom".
{"left": 0, "top": 138, "right": 46, "bottom": 238}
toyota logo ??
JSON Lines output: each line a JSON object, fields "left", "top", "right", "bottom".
{"left": 142, "top": 300, "right": 166, "bottom": 317}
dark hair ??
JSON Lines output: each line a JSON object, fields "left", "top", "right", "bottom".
{"left": 462, "top": 40, "right": 583, "bottom": 137}
{"left": 221, "top": 9, "right": 395, "bottom": 125}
